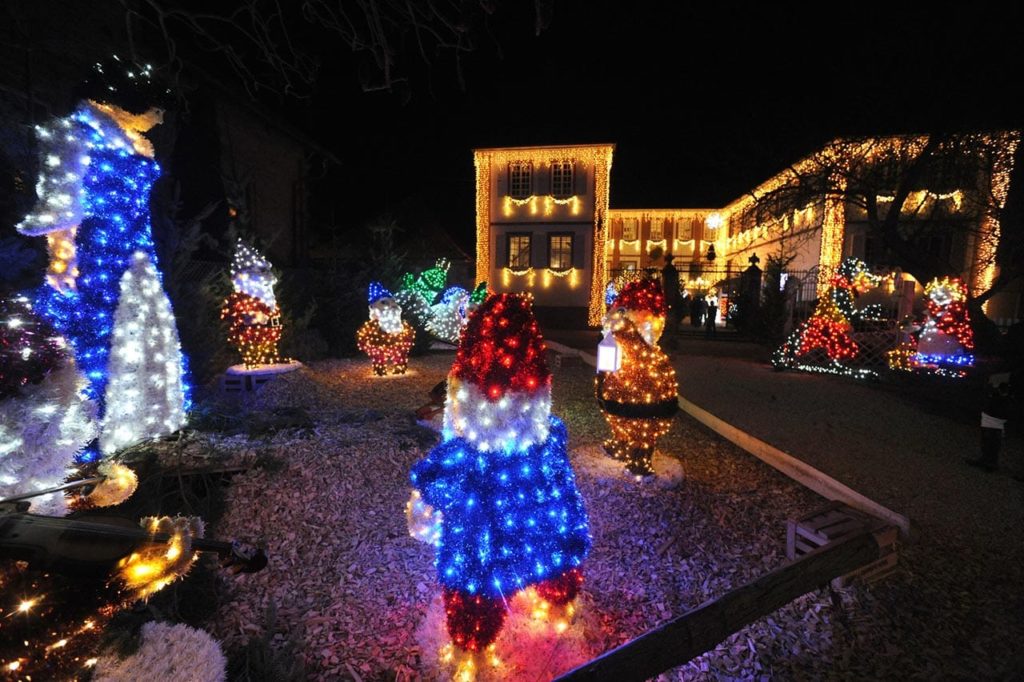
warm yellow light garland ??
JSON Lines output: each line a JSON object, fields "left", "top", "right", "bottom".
{"left": 475, "top": 145, "right": 613, "bottom": 325}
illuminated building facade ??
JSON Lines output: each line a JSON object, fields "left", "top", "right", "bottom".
{"left": 476, "top": 133, "right": 1020, "bottom": 326}
{"left": 474, "top": 144, "right": 614, "bottom": 327}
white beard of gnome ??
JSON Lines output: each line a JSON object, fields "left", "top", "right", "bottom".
{"left": 231, "top": 240, "right": 278, "bottom": 309}
{"left": 100, "top": 252, "right": 187, "bottom": 455}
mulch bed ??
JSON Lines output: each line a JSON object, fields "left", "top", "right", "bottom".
{"left": 175, "top": 352, "right": 933, "bottom": 680}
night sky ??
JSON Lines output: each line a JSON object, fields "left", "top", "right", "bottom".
{"left": 307, "top": 3, "right": 1021, "bottom": 251}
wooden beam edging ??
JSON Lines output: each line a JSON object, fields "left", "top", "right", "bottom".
{"left": 678, "top": 396, "right": 911, "bottom": 538}
{"left": 545, "top": 340, "right": 910, "bottom": 538}
{"left": 555, "top": 530, "right": 885, "bottom": 682}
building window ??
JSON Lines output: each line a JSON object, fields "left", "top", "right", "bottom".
{"left": 509, "top": 162, "right": 533, "bottom": 199}
{"left": 618, "top": 258, "right": 638, "bottom": 271}
{"left": 507, "top": 233, "right": 532, "bottom": 268}
{"left": 622, "top": 219, "right": 638, "bottom": 241}
{"left": 551, "top": 161, "right": 574, "bottom": 198}
{"left": 548, "top": 233, "right": 574, "bottom": 270}
{"left": 649, "top": 219, "right": 663, "bottom": 240}
{"left": 676, "top": 218, "right": 693, "bottom": 241}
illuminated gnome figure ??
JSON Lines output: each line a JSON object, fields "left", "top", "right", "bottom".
{"left": 913, "top": 277, "right": 975, "bottom": 370}
{"left": 221, "top": 241, "right": 286, "bottom": 369}
{"left": 15, "top": 57, "right": 188, "bottom": 459}
{"left": 597, "top": 279, "right": 679, "bottom": 476}
{"left": 409, "top": 293, "right": 590, "bottom": 652}
{"left": 356, "top": 282, "right": 415, "bottom": 376}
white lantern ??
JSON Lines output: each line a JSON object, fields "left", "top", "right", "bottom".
{"left": 597, "top": 329, "right": 621, "bottom": 372}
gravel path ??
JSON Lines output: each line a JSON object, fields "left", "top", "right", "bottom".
{"left": 193, "top": 351, "right": 1015, "bottom": 681}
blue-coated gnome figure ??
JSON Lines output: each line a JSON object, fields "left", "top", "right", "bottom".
{"left": 407, "top": 293, "right": 590, "bottom": 653}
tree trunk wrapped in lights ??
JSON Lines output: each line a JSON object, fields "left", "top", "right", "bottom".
{"left": 356, "top": 282, "right": 415, "bottom": 376}
{"left": 408, "top": 293, "right": 590, "bottom": 653}
{"left": 596, "top": 279, "right": 679, "bottom": 476}
{"left": 221, "top": 241, "right": 288, "bottom": 369}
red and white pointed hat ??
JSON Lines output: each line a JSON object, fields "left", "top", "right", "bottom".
{"left": 443, "top": 293, "right": 552, "bottom": 452}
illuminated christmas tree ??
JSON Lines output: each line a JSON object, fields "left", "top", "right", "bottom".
{"left": 100, "top": 252, "right": 188, "bottom": 455}
{"left": 409, "top": 293, "right": 590, "bottom": 653}
{"left": 221, "top": 241, "right": 287, "bottom": 369}
{"left": 15, "top": 56, "right": 189, "bottom": 460}
{"left": 773, "top": 258, "right": 881, "bottom": 378}
{"left": 0, "top": 297, "right": 98, "bottom": 514}
{"left": 356, "top": 282, "right": 415, "bottom": 375}
{"left": 596, "top": 279, "right": 679, "bottom": 476}
{"left": 831, "top": 257, "right": 883, "bottom": 323}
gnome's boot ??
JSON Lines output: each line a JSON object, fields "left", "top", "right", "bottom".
{"left": 625, "top": 445, "right": 655, "bottom": 477}
{"left": 443, "top": 588, "right": 507, "bottom": 652}
{"left": 534, "top": 567, "right": 583, "bottom": 606}
{"left": 372, "top": 362, "right": 387, "bottom": 377}
{"left": 602, "top": 437, "right": 628, "bottom": 461}
{"left": 392, "top": 362, "right": 407, "bottom": 375}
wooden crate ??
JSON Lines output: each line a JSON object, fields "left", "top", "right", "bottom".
{"left": 786, "top": 501, "right": 899, "bottom": 588}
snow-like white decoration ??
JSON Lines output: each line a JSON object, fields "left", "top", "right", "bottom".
{"left": 100, "top": 252, "right": 186, "bottom": 455}
{"left": 0, "top": 361, "right": 98, "bottom": 515}
{"left": 92, "top": 621, "right": 226, "bottom": 682}
{"left": 425, "top": 287, "right": 470, "bottom": 345}
{"left": 442, "top": 378, "right": 552, "bottom": 453}
{"left": 230, "top": 240, "right": 277, "bottom": 309}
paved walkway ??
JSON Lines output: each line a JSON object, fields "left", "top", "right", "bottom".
{"left": 547, "top": 328, "right": 1023, "bottom": 542}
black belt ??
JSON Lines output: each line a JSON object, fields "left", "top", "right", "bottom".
{"left": 596, "top": 373, "right": 679, "bottom": 418}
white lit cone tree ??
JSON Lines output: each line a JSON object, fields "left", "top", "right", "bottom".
{"left": 100, "top": 252, "right": 187, "bottom": 455}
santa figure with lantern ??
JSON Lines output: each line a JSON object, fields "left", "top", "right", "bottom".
{"left": 596, "top": 279, "right": 679, "bottom": 476}
{"left": 407, "top": 293, "right": 590, "bottom": 656}
{"left": 356, "top": 282, "right": 415, "bottom": 376}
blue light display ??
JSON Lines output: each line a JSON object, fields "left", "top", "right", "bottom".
{"left": 367, "top": 280, "right": 394, "bottom": 304}
{"left": 27, "top": 106, "right": 191, "bottom": 459}
{"left": 410, "top": 417, "right": 590, "bottom": 598}
{"left": 912, "top": 352, "right": 975, "bottom": 367}
{"left": 439, "top": 286, "right": 468, "bottom": 306}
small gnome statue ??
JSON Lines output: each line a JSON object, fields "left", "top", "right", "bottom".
{"left": 408, "top": 293, "right": 590, "bottom": 653}
{"left": 596, "top": 279, "right": 679, "bottom": 476}
{"left": 221, "top": 241, "right": 285, "bottom": 369}
{"left": 357, "top": 282, "right": 415, "bottom": 376}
